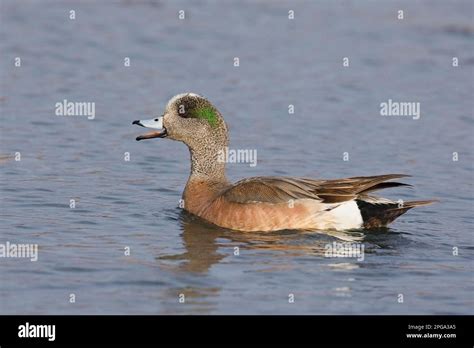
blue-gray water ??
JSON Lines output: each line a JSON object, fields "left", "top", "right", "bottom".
{"left": 0, "top": 0, "right": 473, "bottom": 314}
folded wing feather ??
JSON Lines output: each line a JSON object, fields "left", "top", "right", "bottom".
{"left": 221, "top": 174, "right": 411, "bottom": 204}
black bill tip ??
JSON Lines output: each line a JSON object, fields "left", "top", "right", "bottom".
{"left": 132, "top": 120, "right": 143, "bottom": 126}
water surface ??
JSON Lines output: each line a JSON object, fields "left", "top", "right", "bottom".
{"left": 0, "top": 0, "right": 473, "bottom": 314}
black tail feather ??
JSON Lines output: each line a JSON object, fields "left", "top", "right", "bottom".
{"left": 356, "top": 199, "right": 437, "bottom": 228}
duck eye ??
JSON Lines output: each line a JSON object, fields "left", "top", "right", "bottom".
{"left": 154, "top": 118, "right": 158, "bottom": 122}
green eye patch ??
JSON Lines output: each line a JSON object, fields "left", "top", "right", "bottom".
{"left": 191, "top": 107, "right": 218, "bottom": 127}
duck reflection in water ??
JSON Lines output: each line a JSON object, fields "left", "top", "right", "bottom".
{"left": 157, "top": 210, "right": 381, "bottom": 274}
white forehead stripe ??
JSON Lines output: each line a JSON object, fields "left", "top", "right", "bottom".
{"left": 166, "top": 93, "right": 202, "bottom": 109}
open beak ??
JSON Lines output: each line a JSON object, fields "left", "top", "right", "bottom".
{"left": 132, "top": 117, "right": 167, "bottom": 141}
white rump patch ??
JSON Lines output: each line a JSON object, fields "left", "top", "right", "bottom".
{"left": 327, "top": 201, "right": 363, "bottom": 230}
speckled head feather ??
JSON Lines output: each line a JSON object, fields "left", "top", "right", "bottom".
{"left": 162, "top": 93, "right": 229, "bottom": 180}
{"left": 167, "top": 93, "right": 220, "bottom": 127}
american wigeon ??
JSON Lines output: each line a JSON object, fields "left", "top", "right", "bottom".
{"left": 133, "top": 93, "right": 435, "bottom": 232}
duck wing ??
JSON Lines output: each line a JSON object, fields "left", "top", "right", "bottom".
{"left": 221, "top": 174, "right": 411, "bottom": 204}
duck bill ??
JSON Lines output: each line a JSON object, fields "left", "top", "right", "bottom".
{"left": 132, "top": 117, "right": 167, "bottom": 141}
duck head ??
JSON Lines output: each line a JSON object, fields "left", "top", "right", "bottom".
{"left": 133, "top": 93, "right": 229, "bottom": 179}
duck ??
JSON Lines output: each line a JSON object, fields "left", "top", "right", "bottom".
{"left": 133, "top": 93, "right": 435, "bottom": 232}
